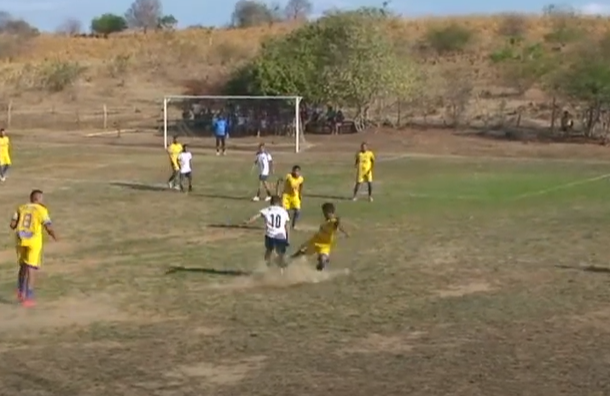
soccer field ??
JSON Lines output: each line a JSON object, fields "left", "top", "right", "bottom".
{"left": 1, "top": 137, "right": 610, "bottom": 395}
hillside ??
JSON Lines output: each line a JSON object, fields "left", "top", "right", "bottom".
{"left": 0, "top": 14, "right": 607, "bottom": 132}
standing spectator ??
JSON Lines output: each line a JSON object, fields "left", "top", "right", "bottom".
{"left": 213, "top": 113, "right": 228, "bottom": 156}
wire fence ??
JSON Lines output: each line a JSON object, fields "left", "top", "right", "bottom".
{"left": 0, "top": 100, "right": 160, "bottom": 131}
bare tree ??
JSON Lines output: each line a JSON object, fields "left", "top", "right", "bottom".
{"left": 284, "top": 0, "right": 312, "bottom": 20}
{"left": 124, "top": 0, "right": 162, "bottom": 32}
{"left": 56, "top": 18, "right": 82, "bottom": 36}
{"left": 0, "top": 11, "right": 38, "bottom": 37}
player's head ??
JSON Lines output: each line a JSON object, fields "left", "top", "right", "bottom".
{"left": 30, "top": 189, "right": 43, "bottom": 204}
{"left": 291, "top": 165, "right": 301, "bottom": 177}
{"left": 269, "top": 195, "right": 281, "bottom": 206}
{"left": 321, "top": 202, "right": 335, "bottom": 219}
{"left": 360, "top": 142, "right": 368, "bottom": 152}
{"left": 182, "top": 144, "right": 189, "bottom": 152}
{"left": 0, "top": 128, "right": 5, "bottom": 136}
{"left": 172, "top": 135, "right": 178, "bottom": 144}
{"left": 258, "top": 143, "right": 265, "bottom": 152}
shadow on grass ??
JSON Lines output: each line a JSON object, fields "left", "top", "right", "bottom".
{"left": 207, "top": 224, "right": 260, "bottom": 230}
{"left": 165, "top": 266, "right": 251, "bottom": 276}
{"left": 196, "top": 193, "right": 251, "bottom": 201}
{"left": 305, "top": 193, "right": 352, "bottom": 201}
{"left": 555, "top": 264, "right": 610, "bottom": 274}
{"left": 111, "top": 181, "right": 168, "bottom": 192}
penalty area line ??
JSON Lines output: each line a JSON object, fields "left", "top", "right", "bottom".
{"left": 511, "top": 173, "right": 610, "bottom": 201}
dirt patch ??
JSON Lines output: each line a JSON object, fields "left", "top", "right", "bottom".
{"left": 193, "top": 326, "right": 224, "bottom": 336}
{"left": 206, "top": 259, "right": 350, "bottom": 291}
{"left": 166, "top": 356, "right": 267, "bottom": 386}
{"left": 341, "top": 331, "right": 426, "bottom": 354}
{"left": 435, "top": 281, "right": 494, "bottom": 298}
{"left": 0, "top": 294, "right": 129, "bottom": 334}
{"left": 565, "top": 308, "right": 610, "bottom": 332}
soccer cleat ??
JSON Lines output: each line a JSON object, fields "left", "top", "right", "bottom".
{"left": 252, "top": 196, "right": 260, "bottom": 202}
{"left": 352, "top": 197, "right": 357, "bottom": 201}
{"left": 264, "top": 196, "right": 271, "bottom": 202}
{"left": 167, "top": 182, "right": 173, "bottom": 189}
{"left": 216, "top": 152, "right": 220, "bottom": 156}
{"left": 22, "top": 299, "right": 36, "bottom": 308}
{"left": 368, "top": 196, "right": 374, "bottom": 202}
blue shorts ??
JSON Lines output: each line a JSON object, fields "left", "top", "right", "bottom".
{"left": 259, "top": 174, "right": 269, "bottom": 181}
{"left": 264, "top": 236, "right": 288, "bottom": 254}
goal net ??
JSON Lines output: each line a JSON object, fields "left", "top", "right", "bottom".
{"left": 162, "top": 95, "right": 306, "bottom": 153}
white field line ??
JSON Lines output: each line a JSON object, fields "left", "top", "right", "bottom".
{"left": 511, "top": 173, "right": 610, "bottom": 201}
{"left": 84, "top": 129, "right": 139, "bottom": 137}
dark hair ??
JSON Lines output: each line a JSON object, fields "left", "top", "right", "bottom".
{"left": 270, "top": 195, "right": 281, "bottom": 205}
{"left": 182, "top": 144, "right": 188, "bottom": 151}
{"left": 292, "top": 165, "right": 301, "bottom": 172}
{"left": 321, "top": 202, "right": 335, "bottom": 214}
{"left": 30, "top": 189, "right": 43, "bottom": 201}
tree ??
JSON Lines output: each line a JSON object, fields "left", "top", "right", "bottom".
{"left": 56, "top": 18, "right": 82, "bottom": 35}
{"left": 227, "top": 7, "right": 419, "bottom": 130}
{"left": 0, "top": 11, "right": 39, "bottom": 37}
{"left": 157, "top": 14, "right": 177, "bottom": 29}
{"left": 125, "top": 0, "right": 163, "bottom": 32}
{"left": 91, "top": 14, "right": 127, "bottom": 34}
{"left": 284, "top": 0, "right": 312, "bottom": 20}
{"left": 231, "top": 0, "right": 280, "bottom": 28}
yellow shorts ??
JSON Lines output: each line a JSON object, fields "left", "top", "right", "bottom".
{"left": 282, "top": 194, "right": 301, "bottom": 210}
{"left": 357, "top": 169, "right": 373, "bottom": 183}
{"left": 16, "top": 245, "right": 43, "bottom": 268}
{"left": 307, "top": 241, "right": 331, "bottom": 256}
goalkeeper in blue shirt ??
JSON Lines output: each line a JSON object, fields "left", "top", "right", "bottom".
{"left": 213, "top": 114, "right": 228, "bottom": 156}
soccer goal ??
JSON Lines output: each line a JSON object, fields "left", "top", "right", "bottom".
{"left": 162, "top": 95, "right": 305, "bottom": 153}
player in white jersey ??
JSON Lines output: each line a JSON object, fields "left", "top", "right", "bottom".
{"left": 177, "top": 145, "right": 193, "bottom": 193}
{"left": 243, "top": 195, "right": 290, "bottom": 268}
{"left": 252, "top": 143, "right": 273, "bottom": 202}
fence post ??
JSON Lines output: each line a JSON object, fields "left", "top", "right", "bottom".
{"left": 103, "top": 104, "right": 108, "bottom": 130}
{"left": 7, "top": 100, "right": 12, "bottom": 128}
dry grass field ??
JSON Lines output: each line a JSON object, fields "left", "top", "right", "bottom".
{"left": 1, "top": 130, "right": 610, "bottom": 395}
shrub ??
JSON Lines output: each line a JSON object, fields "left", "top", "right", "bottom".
{"left": 36, "top": 61, "right": 87, "bottom": 92}
{"left": 425, "top": 24, "right": 473, "bottom": 54}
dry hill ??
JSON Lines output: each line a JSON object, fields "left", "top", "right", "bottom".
{"left": 0, "top": 14, "right": 606, "bottom": 133}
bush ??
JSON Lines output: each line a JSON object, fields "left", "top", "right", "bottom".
{"left": 36, "top": 61, "right": 87, "bottom": 92}
{"left": 225, "top": 7, "right": 419, "bottom": 119}
{"left": 425, "top": 24, "right": 473, "bottom": 54}
{"left": 91, "top": 14, "right": 127, "bottom": 35}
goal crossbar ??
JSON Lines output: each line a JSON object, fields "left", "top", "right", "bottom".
{"left": 162, "top": 95, "right": 303, "bottom": 152}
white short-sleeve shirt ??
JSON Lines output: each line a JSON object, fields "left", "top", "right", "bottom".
{"left": 259, "top": 205, "right": 290, "bottom": 239}
{"left": 255, "top": 151, "right": 273, "bottom": 176}
{"left": 178, "top": 152, "right": 192, "bottom": 174}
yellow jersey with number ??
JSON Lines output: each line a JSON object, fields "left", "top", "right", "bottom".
{"left": 13, "top": 203, "right": 51, "bottom": 247}
{"left": 356, "top": 150, "right": 374, "bottom": 172}
{"left": 282, "top": 174, "right": 303, "bottom": 197}
{"left": 0, "top": 136, "right": 11, "bottom": 165}
{"left": 167, "top": 143, "right": 183, "bottom": 170}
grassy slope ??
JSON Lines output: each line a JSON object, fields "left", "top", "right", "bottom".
{"left": 0, "top": 15, "right": 606, "bottom": 129}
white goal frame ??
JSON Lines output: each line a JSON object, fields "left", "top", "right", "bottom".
{"left": 162, "top": 95, "right": 304, "bottom": 153}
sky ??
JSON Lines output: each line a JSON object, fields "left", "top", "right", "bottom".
{"left": 0, "top": 0, "right": 608, "bottom": 32}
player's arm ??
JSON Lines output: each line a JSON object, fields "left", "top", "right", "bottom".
{"left": 9, "top": 211, "right": 18, "bottom": 230}
{"left": 336, "top": 218, "right": 349, "bottom": 237}
{"left": 354, "top": 153, "right": 359, "bottom": 168}
{"left": 243, "top": 212, "right": 263, "bottom": 226}
{"left": 44, "top": 222, "right": 58, "bottom": 241}
{"left": 370, "top": 152, "right": 375, "bottom": 171}
{"left": 298, "top": 181, "right": 303, "bottom": 200}
{"left": 269, "top": 156, "right": 274, "bottom": 175}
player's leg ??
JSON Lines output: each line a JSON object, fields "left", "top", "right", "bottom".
{"left": 275, "top": 239, "right": 288, "bottom": 269}
{"left": 253, "top": 176, "right": 265, "bottom": 201}
{"left": 264, "top": 236, "right": 274, "bottom": 266}
{"left": 21, "top": 247, "right": 41, "bottom": 306}
{"left": 187, "top": 172, "right": 193, "bottom": 192}
{"left": 316, "top": 253, "right": 330, "bottom": 271}
{"left": 167, "top": 166, "right": 177, "bottom": 188}
{"left": 178, "top": 172, "right": 185, "bottom": 192}
{"left": 0, "top": 164, "right": 8, "bottom": 181}
{"left": 16, "top": 247, "right": 26, "bottom": 301}
{"left": 221, "top": 136, "right": 227, "bottom": 155}
{"left": 352, "top": 172, "right": 363, "bottom": 200}
{"left": 215, "top": 136, "right": 221, "bottom": 155}
{"left": 366, "top": 172, "right": 373, "bottom": 202}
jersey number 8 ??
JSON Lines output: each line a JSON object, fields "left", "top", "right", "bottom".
{"left": 21, "top": 213, "right": 33, "bottom": 229}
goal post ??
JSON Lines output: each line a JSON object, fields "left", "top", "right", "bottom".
{"left": 162, "top": 95, "right": 304, "bottom": 153}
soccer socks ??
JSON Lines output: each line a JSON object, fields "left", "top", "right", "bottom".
{"left": 367, "top": 182, "right": 373, "bottom": 197}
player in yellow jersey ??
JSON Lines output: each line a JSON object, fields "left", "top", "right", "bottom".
{"left": 352, "top": 142, "right": 375, "bottom": 202}
{"left": 276, "top": 165, "right": 304, "bottom": 229}
{"left": 167, "top": 136, "right": 183, "bottom": 190}
{"left": 291, "top": 202, "right": 348, "bottom": 271}
{"left": 10, "top": 190, "right": 58, "bottom": 307}
{"left": 0, "top": 128, "right": 11, "bottom": 182}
